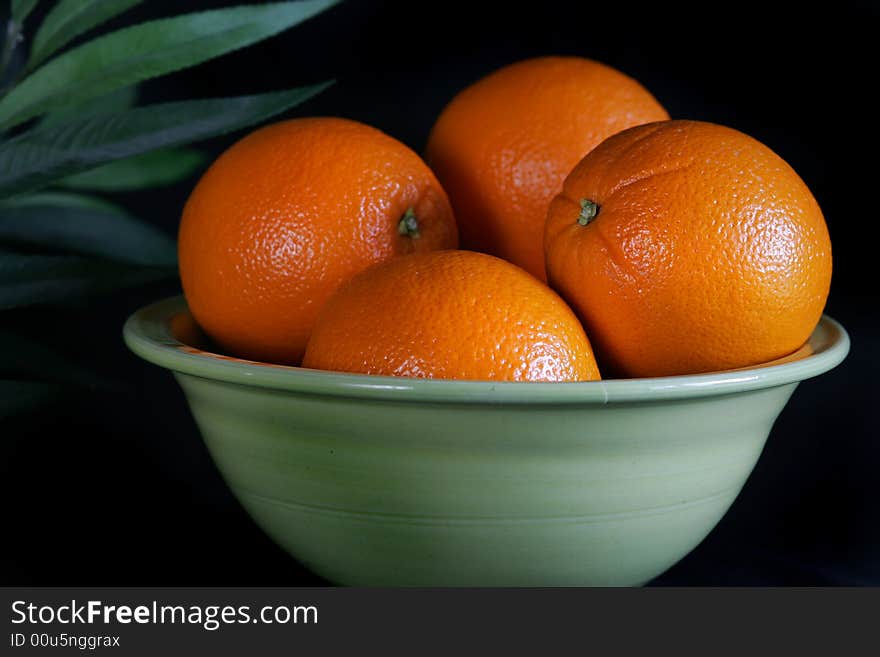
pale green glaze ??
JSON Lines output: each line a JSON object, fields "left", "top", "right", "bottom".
{"left": 124, "top": 297, "right": 849, "bottom": 586}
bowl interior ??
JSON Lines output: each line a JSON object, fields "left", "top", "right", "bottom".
{"left": 123, "top": 296, "right": 850, "bottom": 405}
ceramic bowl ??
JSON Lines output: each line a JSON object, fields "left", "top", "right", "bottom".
{"left": 123, "top": 296, "right": 849, "bottom": 586}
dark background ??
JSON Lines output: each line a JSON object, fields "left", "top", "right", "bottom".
{"left": 2, "top": 0, "right": 878, "bottom": 585}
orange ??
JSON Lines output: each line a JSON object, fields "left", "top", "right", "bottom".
{"left": 425, "top": 56, "right": 669, "bottom": 280}
{"left": 544, "top": 120, "right": 832, "bottom": 378}
{"left": 302, "top": 250, "right": 600, "bottom": 382}
{"left": 178, "top": 117, "right": 458, "bottom": 365}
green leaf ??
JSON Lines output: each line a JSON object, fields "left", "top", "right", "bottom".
{"left": 0, "top": 82, "right": 330, "bottom": 197}
{"left": 0, "top": 379, "right": 59, "bottom": 417}
{"left": 0, "top": 330, "right": 103, "bottom": 387}
{"left": 11, "top": 0, "right": 39, "bottom": 24}
{"left": 0, "top": 202, "right": 177, "bottom": 266}
{"left": 59, "top": 147, "right": 206, "bottom": 191}
{"left": 0, "top": 190, "right": 122, "bottom": 213}
{"left": 0, "top": 249, "right": 174, "bottom": 310}
{"left": 38, "top": 85, "right": 137, "bottom": 129}
{"left": 28, "top": 0, "right": 144, "bottom": 70}
{"left": 0, "top": 0, "right": 339, "bottom": 129}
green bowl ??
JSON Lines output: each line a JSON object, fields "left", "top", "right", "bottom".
{"left": 124, "top": 296, "right": 849, "bottom": 586}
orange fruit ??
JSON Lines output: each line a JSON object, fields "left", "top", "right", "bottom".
{"left": 425, "top": 56, "right": 669, "bottom": 280}
{"left": 544, "top": 120, "right": 832, "bottom": 378}
{"left": 178, "top": 117, "right": 458, "bottom": 365}
{"left": 302, "top": 250, "right": 600, "bottom": 382}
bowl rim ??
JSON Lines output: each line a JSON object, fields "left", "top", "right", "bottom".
{"left": 123, "top": 296, "right": 850, "bottom": 405}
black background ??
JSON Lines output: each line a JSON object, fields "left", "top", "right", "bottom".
{"left": 2, "top": 0, "right": 878, "bottom": 586}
